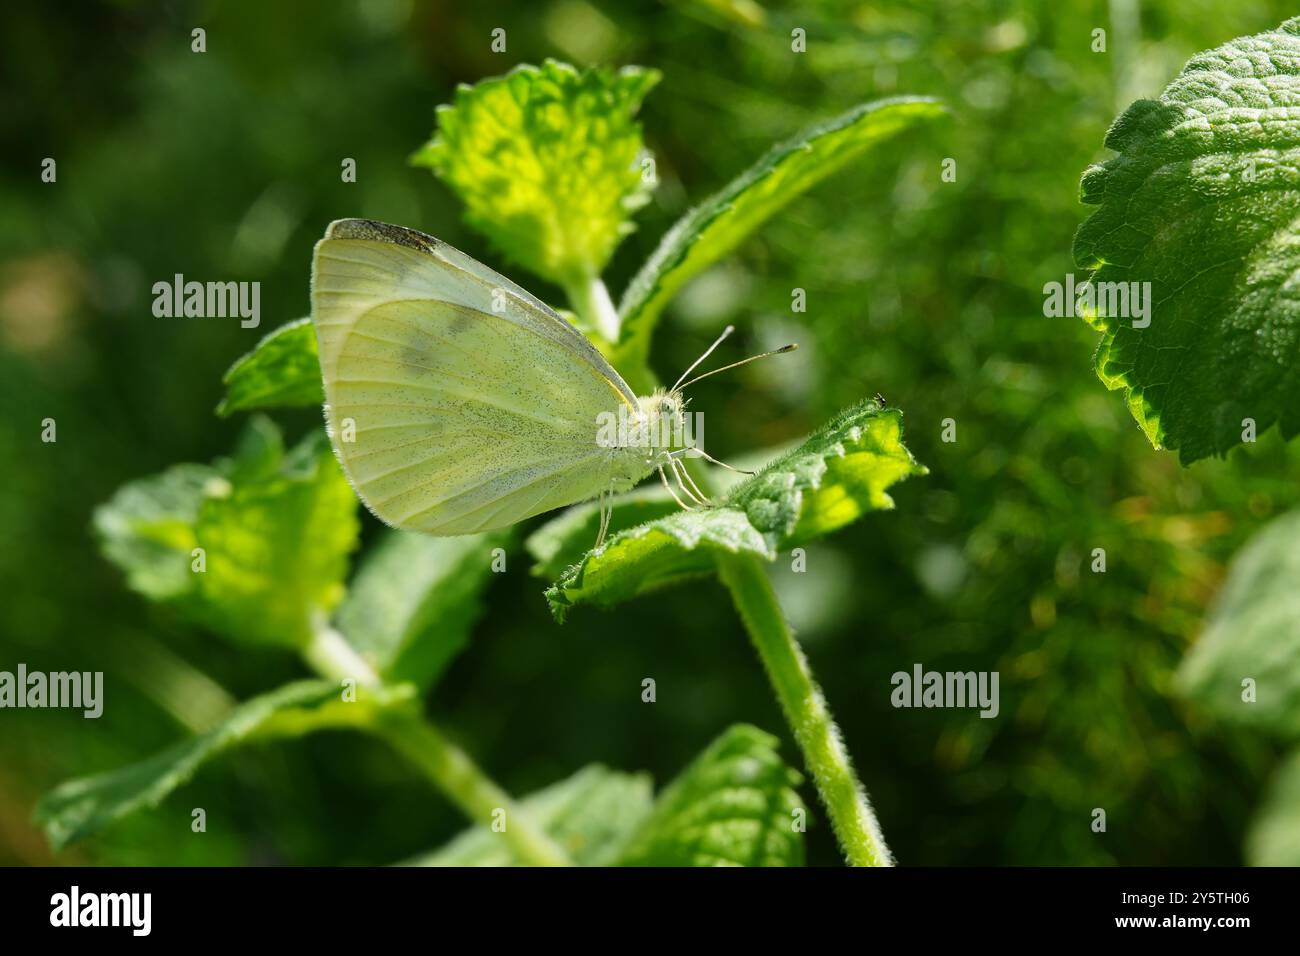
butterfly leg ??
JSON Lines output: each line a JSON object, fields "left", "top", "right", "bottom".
{"left": 671, "top": 457, "right": 710, "bottom": 505}
{"left": 690, "top": 446, "right": 755, "bottom": 476}
{"left": 659, "top": 465, "right": 693, "bottom": 511}
{"left": 595, "top": 489, "right": 613, "bottom": 550}
{"left": 670, "top": 458, "right": 708, "bottom": 505}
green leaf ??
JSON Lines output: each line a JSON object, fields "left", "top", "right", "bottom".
{"left": 406, "top": 765, "right": 653, "bottom": 867}
{"left": 546, "top": 399, "right": 924, "bottom": 620}
{"left": 547, "top": 509, "right": 765, "bottom": 622}
{"left": 728, "top": 400, "right": 928, "bottom": 548}
{"left": 1073, "top": 17, "right": 1300, "bottom": 463}
{"left": 412, "top": 59, "right": 659, "bottom": 292}
{"left": 525, "top": 486, "right": 678, "bottom": 581}
{"left": 1176, "top": 509, "right": 1300, "bottom": 736}
{"left": 95, "top": 420, "right": 360, "bottom": 649}
{"left": 194, "top": 429, "right": 360, "bottom": 648}
{"left": 217, "top": 318, "right": 323, "bottom": 417}
{"left": 617, "top": 724, "right": 805, "bottom": 866}
{"left": 1246, "top": 748, "right": 1300, "bottom": 865}
{"left": 94, "top": 463, "right": 223, "bottom": 602}
{"left": 225, "top": 413, "right": 287, "bottom": 482}
{"left": 35, "top": 680, "right": 415, "bottom": 851}
{"left": 94, "top": 416, "right": 287, "bottom": 608}
{"left": 614, "top": 97, "right": 945, "bottom": 368}
{"left": 336, "top": 530, "right": 507, "bottom": 691}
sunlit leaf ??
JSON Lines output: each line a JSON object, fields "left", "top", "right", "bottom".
{"left": 615, "top": 97, "right": 945, "bottom": 369}
{"left": 412, "top": 59, "right": 659, "bottom": 292}
{"left": 194, "top": 429, "right": 359, "bottom": 648}
{"left": 217, "top": 318, "right": 323, "bottom": 417}
{"left": 94, "top": 463, "right": 223, "bottom": 602}
{"left": 98, "top": 419, "right": 360, "bottom": 650}
{"left": 546, "top": 399, "right": 924, "bottom": 620}
{"left": 525, "top": 486, "right": 678, "bottom": 581}
{"left": 1074, "top": 16, "right": 1300, "bottom": 462}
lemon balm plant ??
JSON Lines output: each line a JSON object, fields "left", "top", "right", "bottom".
{"left": 37, "top": 61, "right": 942, "bottom": 866}
{"left": 1072, "top": 17, "right": 1300, "bottom": 863}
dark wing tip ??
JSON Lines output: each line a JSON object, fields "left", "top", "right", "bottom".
{"left": 324, "top": 219, "right": 443, "bottom": 254}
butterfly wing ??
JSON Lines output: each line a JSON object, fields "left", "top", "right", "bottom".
{"left": 311, "top": 218, "right": 639, "bottom": 535}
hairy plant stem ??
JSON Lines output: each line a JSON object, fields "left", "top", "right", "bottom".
{"left": 717, "top": 554, "right": 894, "bottom": 867}
{"left": 303, "top": 625, "right": 573, "bottom": 867}
{"left": 566, "top": 275, "right": 621, "bottom": 344}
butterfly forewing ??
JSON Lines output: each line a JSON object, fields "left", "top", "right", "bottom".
{"left": 311, "top": 219, "right": 639, "bottom": 535}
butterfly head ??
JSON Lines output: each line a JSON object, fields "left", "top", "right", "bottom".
{"left": 655, "top": 389, "right": 686, "bottom": 421}
{"left": 614, "top": 327, "right": 798, "bottom": 477}
{"left": 633, "top": 389, "right": 692, "bottom": 458}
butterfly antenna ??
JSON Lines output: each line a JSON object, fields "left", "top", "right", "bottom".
{"left": 676, "top": 343, "right": 798, "bottom": 391}
{"left": 671, "top": 325, "right": 736, "bottom": 392}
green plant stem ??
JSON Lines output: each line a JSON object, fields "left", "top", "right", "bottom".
{"left": 303, "top": 625, "right": 573, "bottom": 867}
{"left": 717, "top": 554, "right": 894, "bottom": 867}
{"left": 566, "top": 274, "right": 621, "bottom": 343}
{"left": 303, "top": 623, "right": 382, "bottom": 686}
{"left": 377, "top": 715, "right": 572, "bottom": 867}
{"left": 111, "top": 631, "right": 238, "bottom": 733}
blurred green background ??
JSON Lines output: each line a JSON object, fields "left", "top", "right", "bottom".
{"left": 1, "top": 0, "right": 1296, "bottom": 866}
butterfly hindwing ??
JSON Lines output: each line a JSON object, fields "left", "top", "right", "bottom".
{"left": 311, "top": 219, "right": 639, "bottom": 534}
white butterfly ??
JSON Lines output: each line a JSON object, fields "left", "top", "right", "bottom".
{"left": 311, "top": 219, "right": 792, "bottom": 546}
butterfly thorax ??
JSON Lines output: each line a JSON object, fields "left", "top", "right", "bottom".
{"left": 597, "top": 389, "right": 691, "bottom": 490}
